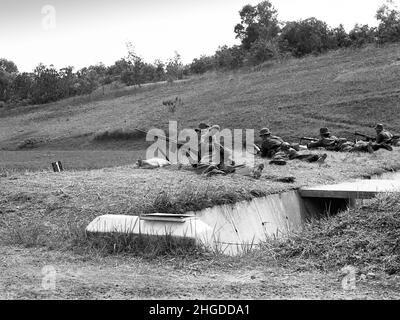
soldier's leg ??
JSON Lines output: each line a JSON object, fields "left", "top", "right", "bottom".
{"left": 371, "top": 143, "right": 393, "bottom": 152}
{"left": 350, "top": 141, "right": 372, "bottom": 153}
{"left": 269, "top": 152, "right": 287, "bottom": 165}
{"left": 293, "top": 154, "right": 320, "bottom": 162}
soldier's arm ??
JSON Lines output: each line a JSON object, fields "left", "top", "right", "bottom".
{"left": 376, "top": 132, "right": 391, "bottom": 144}
{"left": 260, "top": 143, "right": 269, "bottom": 158}
{"left": 307, "top": 139, "right": 322, "bottom": 149}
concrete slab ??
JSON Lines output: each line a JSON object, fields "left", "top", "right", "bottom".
{"left": 191, "top": 191, "right": 305, "bottom": 255}
{"left": 86, "top": 214, "right": 213, "bottom": 242}
{"left": 300, "top": 179, "right": 400, "bottom": 199}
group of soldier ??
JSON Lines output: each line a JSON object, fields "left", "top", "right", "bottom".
{"left": 189, "top": 122, "right": 398, "bottom": 177}
{"left": 258, "top": 123, "right": 397, "bottom": 166}
{"left": 138, "top": 122, "right": 398, "bottom": 179}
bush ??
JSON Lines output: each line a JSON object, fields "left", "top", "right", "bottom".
{"left": 189, "top": 55, "right": 215, "bottom": 74}
{"left": 330, "top": 24, "right": 352, "bottom": 48}
{"left": 214, "top": 45, "right": 245, "bottom": 70}
{"left": 348, "top": 24, "right": 377, "bottom": 47}
{"left": 278, "top": 18, "right": 334, "bottom": 57}
{"left": 247, "top": 39, "right": 279, "bottom": 64}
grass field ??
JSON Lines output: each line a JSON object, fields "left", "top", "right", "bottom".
{"left": 0, "top": 150, "right": 146, "bottom": 171}
{"left": 1, "top": 43, "right": 400, "bottom": 299}
{"left": 1, "top": 43, "right": 399, "bottom": 151}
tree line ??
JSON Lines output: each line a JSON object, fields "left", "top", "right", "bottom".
{"left": 189, "top": 0, "right": 400, "bottom": 73}
{"left": 1, "top": 1, "right": 399, "bottom": 108}
{"left": 0, "top": 44, "right": 185, "bottom": 107}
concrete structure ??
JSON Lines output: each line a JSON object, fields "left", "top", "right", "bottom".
{"left": 86, "top": 213, "right": 213, "bottom": 244}
{"left": 300, "top": 179, "right": 400, "bottom": 199}
{"left": 86, "top": 192, "right": 308, "bottom": 256}
{"left": 189, "top": 191, "right": 306, "bottom": 255}
{"left": 86, "top": 172, "right": 400, "bottom": 256}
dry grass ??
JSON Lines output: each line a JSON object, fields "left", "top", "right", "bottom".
{"left": 0, "top": 150, "right": 146, "bottom": 171}
{"left": 266, "top": 193, "right": 400, "bottom": 275}
{"left": 1, "top": 148, "right": 400, "bottom": 254}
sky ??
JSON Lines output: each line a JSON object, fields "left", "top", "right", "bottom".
{"left": 0, "top": 0, "right": 398, "bottom": 72}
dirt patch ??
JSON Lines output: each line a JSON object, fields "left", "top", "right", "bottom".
{"left": 1, "top": 245, "right": 399, "bottom": 299}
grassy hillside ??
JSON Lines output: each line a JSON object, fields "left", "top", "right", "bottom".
{"left": 1, "top": 43, "right": 399, "bottom": 151}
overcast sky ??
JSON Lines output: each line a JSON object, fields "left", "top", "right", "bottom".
{"left": 0, "top": 0, "right": 397, "bottom": 72}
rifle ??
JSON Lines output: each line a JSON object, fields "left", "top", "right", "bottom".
{"left": 299, "top": 137, "right": 318, "bottom": 144}
{"left": 354, "top": 132, "right": 375, "bottom": 142}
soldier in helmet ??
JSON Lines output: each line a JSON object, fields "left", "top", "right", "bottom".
{"left": 308, "top": 126, "right": 392, "bottom": 153}
{"left": 374, "top": 124, "right": 393, "bottom": 149}
{"left": 258, "top": 128, "right": 291, "bottom": 158}
{"left": 307, "top": 127, "right": 339, "bottom": 150}
{"left": 269, "top": 142, "right": 327, "bottom": 165}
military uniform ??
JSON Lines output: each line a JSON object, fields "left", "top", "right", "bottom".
{"left": 307, "top": 136, "right": 337, "bottom": 149}
{"left": 260, "top": 135, "right": 285, "bottom": 158}
{"left": 307, "top": 128, "right": 339, "bottom": 150}
{"left": 376, "top": 130, "right": 393, "bottom": 144}
{"left": 370, "top": 124, "right": 393, "bottom": 151}
{"left": 270, "top": 143, "right": 326, "bottom": 165}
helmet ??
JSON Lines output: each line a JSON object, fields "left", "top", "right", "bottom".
{"left": 259, "top": 128, "right": 271, "bottom": 136}
{"left": 320, "top": 127, "right": 330, "bottom": 136}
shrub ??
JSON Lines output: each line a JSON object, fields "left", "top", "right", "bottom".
{"left": 278, "top": 18, "right": 333, "bottom": 57}
{"left": 330, "top": 24, "right": 352, "bottom": 48}
{"left": 214, "top": 45, "right": 245, "bottom": 70}
{"left": 348, "top": 24, "right": 377, "bottom": 48}
{"left": 247, "top": 39, "right": 279, "bottom": 64}
{"left": 189, "top": 55, "right": 215, "bottom": 74}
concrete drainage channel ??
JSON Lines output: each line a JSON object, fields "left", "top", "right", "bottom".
{"left": 86, "top": 171, "right": 400, "bottom": 256}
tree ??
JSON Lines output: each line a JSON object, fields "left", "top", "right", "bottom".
{"left": 166, "top": 52, "right": 184, "bottom": 82}
{"left": 278, "top": 18, "right": 333, "bottom": 57}
{"left": 31, "top": 64, "right": 62, "bottom": 104}
{"left": 331, "top": 24, "right": 352, "bottom": 48}
{"left": 0, "top": 58, "right": 18, "bottom": 73}
{"left": 76, "top": 66, "right": 101, "bottom": 95}
{"left": 376, "top": 1, "right": 400, "bottom": 43}
{"left": 0, "top": 58, "right": 18, "bottom": 103}
{"left": 153, "top": 59, "right": 166, "bottom": 82}
{"left": 0, "top": 70, "right": 13, "bottom": 102}
{"left": 12, "top": 72, "right": 33, "bottom": 101}
{"left": 234, "top": 1, "right": 280, "bottom": 50}
{"left": 348, "top": 24, "right": 376, "bottom": 47}
{"left": 189, "top": 55, "right": 215, "bottom": 74}
{"left": 248, "top": 38, "right": 279, "bottom": 64}
{"left": 121, "top": 42, "right": 146, "bottom": 87}
{"left": 214, "top": 45, "right": 245, "bottom": 70}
